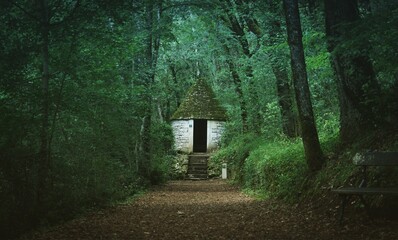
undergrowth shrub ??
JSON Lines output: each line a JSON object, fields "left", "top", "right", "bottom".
{"left": 47, "top": 153, "right": 139, "bottom": 223}
{"left": 209, "top": 133, "right": 264, "bottom": 181}
{"left": 212, "top": 130, "right": 345, "bottom": 202}
{"left": 243, "top": 139, "right": 307, "bottom": 201}
{"left": 150, "top": 122, "right": 175, "bottom": 184}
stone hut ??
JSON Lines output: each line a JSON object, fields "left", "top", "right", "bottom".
{"left": 171, "top": 78, "right": 227, "bottom": 153}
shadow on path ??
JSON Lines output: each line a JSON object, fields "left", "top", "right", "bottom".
{"left": 21, "top": 180, "right": 398, "bottom": 240}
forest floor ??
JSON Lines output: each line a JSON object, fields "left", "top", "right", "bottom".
{"left": 21, "top": 179, "right": 398, "bottom": 240}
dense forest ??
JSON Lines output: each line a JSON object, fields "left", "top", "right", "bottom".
{"left": 1, "top": 0, "right": 397, "bottom": 238}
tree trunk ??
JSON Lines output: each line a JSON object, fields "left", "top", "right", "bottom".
{"left": 226, "top": 56, "right": 249, "bottom": 133}
{"left": 139, "top": 1, "right": 155, "bottom": 179}
{"left": 169, "top": 64, "right": 181, "bottom": 107}
{"left": 271, "top": 63, "right": 299, "bottom": 138}
{"left": 37, "top": 0, "right": 51, "bottom": 214}
{"left": 359, "top": 0, "right": 371, "bottom": 13}
{"left": 139, "top": 0, "right": 163, "bottom": 179}
{"left": 236, "top": 0, "right": 298, "bottom": 135}
{"left": 324, "top": 0, "right": 380, "bottom": 143}
{"left": 283, "top": 0, "right": 324, "bottom": 171}
{"left": 267, "top": 10, "right": 299, "bottom": 138}
{"left": 307, "top": 0, "right": 317, "bottom": 13}
{"left": 221, "top": 0, "right": 260, "bottom": 132}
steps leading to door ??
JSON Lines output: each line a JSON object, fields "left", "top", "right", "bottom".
{"left": 186, "top": 154, "right": 209, "bottom": 180}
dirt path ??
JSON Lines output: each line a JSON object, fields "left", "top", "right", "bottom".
{"left": 22, "top": 180, "right": 398, "bottom": 240}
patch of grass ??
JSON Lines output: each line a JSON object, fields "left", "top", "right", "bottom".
{"left": 242, "top": 188, "right": 270, "bottom": 200}
{"left": 116, "top": 190, "right": 147, "bottom": 205}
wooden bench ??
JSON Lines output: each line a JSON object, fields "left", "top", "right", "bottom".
{"left": 332, "top": 152, "right": 398, "bottom": 224}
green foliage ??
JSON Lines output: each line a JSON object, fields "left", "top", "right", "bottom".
{"left": 0, "top": 1, "right": 175, "bottom": 238}
{"left": 210, "top": 134, "right": 265, "bottom": 182}
{"left": 210, "top": 134, "right": 307, "bottom": 201}
{"left": 1, "top": 0, "right": 397, "bottom": 238}
{"left": 242, "top": 139, "right": 307, "bottom": 201}
{"left": 212, "top": 127, "right": 341, "bottom": 202}
{"left": 316, "top": 113, "right": 340, "bottom": 140}
{"left": 261, "top": 101, "right": 283, "bottom": 137}
{"left": 150, "top": 122, "right": 175, "bottom": 184}
{"left": 305, "top": 134, "right": 398, "bottom": 205}
{"left": 306, "top": 157, "right": 356, "bottom": 198}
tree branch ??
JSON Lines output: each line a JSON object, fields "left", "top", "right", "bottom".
{"left": 163, "top": 0, "right": 219, "bottom": 12}
{"left": 50, "top": 0, "right": 80, "bottom": 26}
{"left": 11, "top": 1, "right": 40, "bottom": 22}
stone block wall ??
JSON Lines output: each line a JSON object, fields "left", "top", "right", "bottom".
{"left": 172, "top": 120, "right": 193, "bottom": 152}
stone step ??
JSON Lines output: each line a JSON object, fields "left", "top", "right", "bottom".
{"left": 188, "top": 164, "right": 207, "bottom": 173}
{"left": 186, "top": 154, "right": 209, "bottom": 179}
{"left": 188, "top": 156, "right": 209, "bottom": 164}
{"left": 186, "top": 173, "right": 208, "bottom": 180}
{"left": 188, "top": 153, "right": 209, "bottom": 157}
{"left": 188, "top": 164, "right": 207, "bottom": 171}
{"left": 187, "top": 170, "right": 207, "bottom": 175}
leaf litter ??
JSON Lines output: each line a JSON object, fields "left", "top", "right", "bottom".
{"left": 21, "top": 180, "right": 398, "bottom": 240}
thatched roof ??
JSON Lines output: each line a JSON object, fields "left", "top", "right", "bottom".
{"left": 171, "top": 78, "right": 227, "bottom": 120}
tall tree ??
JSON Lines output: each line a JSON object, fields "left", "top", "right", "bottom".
{"left": 9, "top": 0, "right": 80, "bottom": 215}
{"left": 223, "top": 45, "right": 249, "bottom": 132}
{"left": 283, "top": 0, "right": 324, "bottom": 171}
{"left": 37, "top": 0, "right": 51, "bottom": 213}
{"left": 224, "top": 0, "right": 298, "bottom": 137}
{"left": 1, "top": 0, "right": 178, "bottom": 237}
{"left": 324, "top": 0, "right": 381, "bottom": 143}
{"left": 139, "top": 0, "right": 164, "bottom": 179}
{"left": 265, "top": 1, "right": 299, "bottom": 138}
{"left": 218, "top": 0, "right": 262, "bottom": 133}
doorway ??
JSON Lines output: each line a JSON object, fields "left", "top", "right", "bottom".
{"left": 193, "top": 119, "right": 207, "bottom": 152}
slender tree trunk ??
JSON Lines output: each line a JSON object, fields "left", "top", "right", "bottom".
{"left": 267, "top": 10, "right": 299, "bottom": 138}
{"left": 307, "top": 0, "right": 317, "bottom": 13}
{"left": 37, "top": 0, "right": 51, "bottom": 214}
{"left": 157, "top": 102, "right": 164, "bottom": 123}
{"left": 236, "top": 0, "right": 298, "bottom": 135}
{"left": 139, "top": 1, "right": 154, "bottom": 179}
{"left": 359, "top": 0, "right": 371, "bottom": 13}
{"left": 283, "top": 0, "right": 324, "bottom": 171}
{"left": 140, "top": 111, "right": 151, "bottom": 178}
{"left": 165, "top": 99, "right": 171, "bottom": 121}
{"left": 226, "top": 56, "right": 249, "bottom": 133}
{"left": 220, "top": 31, "right": 249, "bottom": 132}
{"left": 221, "top": 0, "right": 260, "bottom": 132}
{"left": 271, "top": 63, "right": 299, "bottom": 137}
{"left": 139, "top": 0, "right": 163, "bottom": 179}
{"left": 169, "top": 64, "right": 181, "bottom": 107}
{"left": 324, "top": 0, "right": 380, "bottom": 143}
{"left": 239, "top": 0, "right": 299, "bottom": 137}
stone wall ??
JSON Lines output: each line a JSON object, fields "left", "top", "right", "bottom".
{"left": 172, "top": 120, "right": 193, "bottom": 152}
{"left": 207, "top": 120, "right": 225, "bottom": 152}
{"left": 172, "top": 119, "right": 225, "bottom": 153}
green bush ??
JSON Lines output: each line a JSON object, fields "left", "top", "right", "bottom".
{"left": 211, "top": 133, "right": 307, "bottom": 198}
{"left": 213, "top": 131, "right": 343, "bottom": 202}
{"left": 150, "top": 122, "right": 175, "bottom": 184}
{"left": 242, "top": 139, "right": 307, "bottom": 201}
{"left": 209, "top": 133, "right": 264, "bottom": 181}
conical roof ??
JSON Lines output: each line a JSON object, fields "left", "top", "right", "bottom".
{"left": 171, "top": 78, "right": 227, "bottom": 120}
